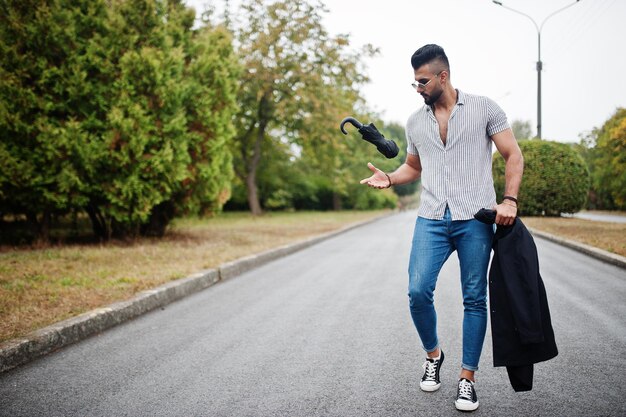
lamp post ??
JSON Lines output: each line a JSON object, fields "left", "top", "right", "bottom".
{"left": 492, "top": 0, "right": 581, "bottom": 139}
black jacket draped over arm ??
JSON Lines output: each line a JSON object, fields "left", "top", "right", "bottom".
{"left": 475, "top": 209, "right": 558, "bottom": 392}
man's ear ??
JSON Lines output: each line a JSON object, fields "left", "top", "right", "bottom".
{"left": 439, "top": 69, "right": 449, "bottom": 84}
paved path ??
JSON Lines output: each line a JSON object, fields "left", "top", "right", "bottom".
{"left": 1, "top": 211, "right": 625, "bottom": 416}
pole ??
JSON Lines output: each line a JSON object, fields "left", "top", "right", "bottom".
{"left": 492, "top": 1, "right": 581, "bottom": 139}
{"left": 537, "top": 31, "right": 542, "bottom": 138}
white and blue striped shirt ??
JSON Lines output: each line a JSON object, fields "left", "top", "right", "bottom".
{"left": 406, "top": 89, "right": 510, "bottom": 221}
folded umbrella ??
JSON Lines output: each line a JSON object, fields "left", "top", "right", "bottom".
{"left": 339, "top": 117, "right": 399, "bottom": 159}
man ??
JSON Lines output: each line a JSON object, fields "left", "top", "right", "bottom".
{"left": 360, "top": 44, "right": 523, "bottom": 412}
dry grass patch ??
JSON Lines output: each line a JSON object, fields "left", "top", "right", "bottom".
{"left": 0, "top": 210, "right": 388, "bottom": 343}
{"left": 523, "top": 216, "right": 626, "bottom": 257}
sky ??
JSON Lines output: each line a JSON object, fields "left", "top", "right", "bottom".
{"left": 187, "top": 0, "right": 625, "bottom": 143}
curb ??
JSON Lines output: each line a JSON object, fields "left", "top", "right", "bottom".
{"left": 0, "top": 214, "right": 389, "bottom": 374}
{"left": 528, "top": 227, "right": 626, "bottom": 269}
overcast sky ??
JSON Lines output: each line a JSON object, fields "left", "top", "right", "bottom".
{"left": 188, "top": 0, "right": 625, "bottom": 143}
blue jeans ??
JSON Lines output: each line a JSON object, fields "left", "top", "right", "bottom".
{"left": 408, "top": 207, "right": 493, "bottom": 371}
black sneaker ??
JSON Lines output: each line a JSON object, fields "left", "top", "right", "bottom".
{"left": 455, "top": 378, "right": 479, "bottom": 411}
{"left": 419, "top": 350, "right": 444, "bottom": 392}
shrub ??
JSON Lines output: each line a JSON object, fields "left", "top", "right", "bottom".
{"left": 493, "top": 140, "right": 589, "bottom": 216}
{"left": 349, "top": 187, "right": 398, "bottom": 210}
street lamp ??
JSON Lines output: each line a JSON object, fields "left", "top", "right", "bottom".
{"left": 492, "top": 0, "right": 581, "bottom": 139}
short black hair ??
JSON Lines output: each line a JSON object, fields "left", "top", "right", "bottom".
{"left": 410, "top": 44, "right": 450, "bottom": 73}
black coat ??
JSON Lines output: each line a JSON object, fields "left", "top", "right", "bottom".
{"left": 474, "top": 209, "right": 558, "bottom": 392}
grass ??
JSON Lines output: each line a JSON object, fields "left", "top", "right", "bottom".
{"left": 0, "top": 210, "right": 388, "bottom": 343}
{"left": 523, "top": 214, "right": 626, "bottom": 257}
{"left": 1, "top": 209, "right": 624, "bottom": 345}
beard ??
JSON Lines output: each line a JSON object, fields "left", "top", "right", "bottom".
{"left": 422, "top": 88, "right": 443, "bottom": 105}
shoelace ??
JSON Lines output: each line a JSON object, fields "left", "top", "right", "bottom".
{"left": 458, "top": 379, "right": 474, "bottom": 399}
{"left": 422, "top": 359, "right": 437, "bottom": 380}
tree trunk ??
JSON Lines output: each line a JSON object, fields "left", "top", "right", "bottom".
{"left": 332, "top": 192, "right": 342, "bottom": 211}
{"left": 245, "top": 119, "right": 266, "bottom": 216}
{"left": 26, "top": 210, "right": 51, "bottom": 244}
{"left": 141, "top": 201, "right": 174, "bottom": 237}
{"left": 86, "top": 204, "right": 109, "bottom": 241}
{"left": 246, "top": 172, "right": 263, "bottom": 216}
{"left": 39, "top": 210, "right": 51, "bottom": 243}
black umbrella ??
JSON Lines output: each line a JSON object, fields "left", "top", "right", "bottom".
{"left": 339, "top": 117, "right": 399, "bottom": 159}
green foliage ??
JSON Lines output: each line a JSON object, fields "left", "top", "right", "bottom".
{"left": 577, "top": 108, "right": 626, "bottom": 210}
{"left": 0, "top": 0, "right": 240, "bottom": 240}
{"left": 493, "top": 140, "right": 589, "bottom": 216}
{"left": 347, "top": 185, "right": 398, "bottom": 210}
{"left": 224, "top": 0, "right": 380, "bottom": 214}
{"left": 180, "top": 25, "right": 240, "bottom": 216}
{"left": 290, "top": 175, "right": 335, "bottom": 210}
{"left": 0, "top": 0, "right": 108, "bottom": 238}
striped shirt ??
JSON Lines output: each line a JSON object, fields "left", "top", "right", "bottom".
{"left": 406, "top": 89, "right": 510, "bottom": 221}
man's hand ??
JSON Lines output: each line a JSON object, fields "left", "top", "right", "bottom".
{"left": 360, "top": 162, "right": 391, "bottom": 189}
{"left": 494, "top": 202, "right": 517, "bottom": 226}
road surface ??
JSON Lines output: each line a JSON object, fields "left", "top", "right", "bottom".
{"left": 1, "top": 211, "right": 625, "bottom": 416}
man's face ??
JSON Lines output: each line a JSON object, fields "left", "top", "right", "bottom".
{"left": 413, "top": 64, "right": 443, "bottom": 105}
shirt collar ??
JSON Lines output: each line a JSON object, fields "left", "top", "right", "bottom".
{"left": 427, "top": 89, "right": 465, "bottom": 112}
{"left": 456, "top": 89, "right": 465, "bottom": 105}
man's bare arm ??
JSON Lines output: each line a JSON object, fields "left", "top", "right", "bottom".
{"left": 492, "top": 128, "right": 524, "bottom": 225}
{"left": 360, "top": 153, "right": 422, "bottom": 189}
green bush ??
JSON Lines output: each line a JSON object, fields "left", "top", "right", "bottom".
{"left": 350, "top": 187, "right": 398, "bottom": 210}
{"left": 493, "top": 140, "right": 589, "bottom": 216}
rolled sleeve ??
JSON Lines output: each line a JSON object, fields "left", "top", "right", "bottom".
{"left": 487, "top": 98, "right": 510, "bottom": 136}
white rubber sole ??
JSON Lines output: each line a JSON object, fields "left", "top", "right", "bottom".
{"left": 419, "top": 382, "right": 441, "bottom": 392}
{"left": 455, "top": 399, "right": 479, "bottom": 411}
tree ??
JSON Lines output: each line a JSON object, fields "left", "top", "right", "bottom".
{"left": 0, "top": 0, "right": 240, "bottom": 241}
{"left": 93, "top": 0, "right": 240, "bottom": 237}
{"left": 577, "top": 108, "right": 626, "bottom": 210}
{"left": 298, "top": 115, "right": 401, "bottom": 211}
{"left": 225, "top": 0, "right": 376, "bottom": 215}
{"left": 0, "top": 0, "right": 109, "bottom": 240}
{"left": 511, "top": 119, "right": 534, "bottom": 141}
{"left": 493, "top": 140, "right": 589, "bottom": 216}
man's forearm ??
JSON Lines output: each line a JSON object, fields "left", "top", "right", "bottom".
{"left": 388, "top": 163, "right": 421, "bottom": 186}
{"left": 503, "top": 152, "right": 524, "bottom": 198}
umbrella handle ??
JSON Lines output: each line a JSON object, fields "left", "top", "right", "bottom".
{"left": 340, "top": 117, "right": 363, "bottom": 135}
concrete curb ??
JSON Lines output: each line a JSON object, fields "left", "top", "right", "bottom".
{"left": 0, "top": 214, "right": 388, "bottom": 374}
{"left": 529, "top": 227, "right": 626, "bottom": 269}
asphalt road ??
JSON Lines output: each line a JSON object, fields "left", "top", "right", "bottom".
{"left": 1, "top": 211, "right": 625, "bottom": 417}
